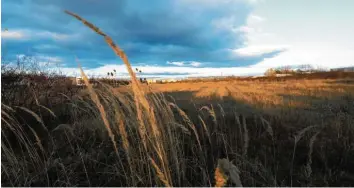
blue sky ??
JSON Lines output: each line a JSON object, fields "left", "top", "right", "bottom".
{"left": 2, "top": 0, "right": 354, "bottom": 78}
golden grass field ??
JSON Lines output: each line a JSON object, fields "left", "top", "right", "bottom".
{"left": 118, "top": 78, "right": 354, "bottom": 118}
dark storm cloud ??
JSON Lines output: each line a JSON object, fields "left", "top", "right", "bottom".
{"left": 2, "top": 0, "right": 274, "bottom": 68}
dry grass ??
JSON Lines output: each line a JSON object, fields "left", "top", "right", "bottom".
{"left": 149, "top": 79, "right": 354, "bottom": 109}
{"left": 2, "top": 74, "right": 354, "bottom": 187}
{"left": 2, "top": 11, "right": 354, "bottom": 187}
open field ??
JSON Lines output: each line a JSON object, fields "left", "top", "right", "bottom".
{"left": 150, "top": 79, "right": 354, "bottom": 116}
{"left": 115, "top": 78, "right": 354, "bottom": 121}
{"left": 3, "top": 75, "right": 354, "bottom": 186}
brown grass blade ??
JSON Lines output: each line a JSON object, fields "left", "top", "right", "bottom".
{"left": 149, "top": 156, "right": 171, "bottom": 187}
{"left": 169, "top": 103, "right": 202, "bottom": 150}
{"left": 64, "top": 10, "right": 149, "bottom": 150}
{"left": 76, "top": 60, "right": 119, "bottom": 158}
{"left": 38, "top": 104, "right": 56, "bottom": 118}
{"left": 64, "top": 10, "right": 106, "bottom": 36}
{"left": 15, "top": 106, "right": 48, "bottom": 133}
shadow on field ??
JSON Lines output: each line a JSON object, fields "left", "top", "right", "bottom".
{"left": 158, "top": 88, "right": 354, "bottom": 186}
{"left": 161, "top": 85, "right": 353, "bottom": 119}
{"left": 162, "top": 90, "right": 260, "bottom": 116}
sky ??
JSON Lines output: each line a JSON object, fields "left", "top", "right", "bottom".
{"left": 2, "top": 0, "right": 354, "bottom": 78}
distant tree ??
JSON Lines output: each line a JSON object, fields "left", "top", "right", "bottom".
{"left": 264, "top": 68, "right": 276, "bottom": 77}
{"left": 275, "top": 69, "right": 281, "bottom": 74}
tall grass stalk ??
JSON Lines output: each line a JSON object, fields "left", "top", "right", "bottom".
{"left": 290, "top": 125, "right": 317, "bottom": 186}
{"left": 306, "top": 130, "right": 321, "bottom": 182}
{"left": 76, "top": 61, "right": 119, "bottom": 158}
{"left": 65, "top": 10, "right": 172, "bottom": 186}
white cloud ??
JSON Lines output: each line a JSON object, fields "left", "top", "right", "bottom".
{"left": 233, "top": 45, "right": 289, "bottom": 57}
{"left": 167, "top": 61, "right": 203, "bottom": 67}
{"left": 1, "top": 29, "right": 77, "bottom": 41}
{"left": 248, "top": 14, "right": 265, "bottom": 23}
{"left": 190, "top": 61, "right": 202, "bottom": 67}
{"left": 16, "top": 54, "right": 63, "bottom": 63}
{"left": 232, "top": 13, "right": 287, "bottom": 58}
{"left": 13, "top": 54, "right": 64, "bottom": 68}
{"left": 58, "top": 64, "right": 267, "bottom": 78}
{"left": 167, "top": 61, "right": 185, "bottom": 66}
{"left": 236, "top": 26, "right": 255, "bottom": 34}
{"left": 252, "top": 46, "right": 354, "bottom": 69}
{"left": 2, "top": 30, "right": 26, "bottom": 39}
{"left": 37, "top": 55, "right": 63, "bottom": 63}
{"left": 36, "top": 31, "right": 72, "bottom": 41}
{"left": 34, "top": 44, "right": 59, "bottom": 50}
{"left": 235, "top": 0, "right": 354, "bottom": 69}
{"left": 234, "top": 14, "right": 266, "bottom": 39}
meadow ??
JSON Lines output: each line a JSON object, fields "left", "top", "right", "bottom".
{"left": 2, "top": 11, "right": 354, "bottom": 187}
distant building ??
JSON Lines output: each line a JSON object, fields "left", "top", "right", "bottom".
{"left": 147, "top": 78, "right": 158, "bottom": 84}
{"left": 330, "top": 66, "right": 354, "bottom": 72}
{"left": 147, "top": 78, "right": 177, "bottom": 84}
{"left": 163, "top": 78, "right": 177, "bottom": 83}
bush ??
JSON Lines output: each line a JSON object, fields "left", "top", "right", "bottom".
{"left": 264, "top": 68, "right": 277, "bottom": 77}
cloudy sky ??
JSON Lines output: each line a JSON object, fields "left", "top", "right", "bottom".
{"left": 2, "top": 0, "right": 354, "bottom": 78}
